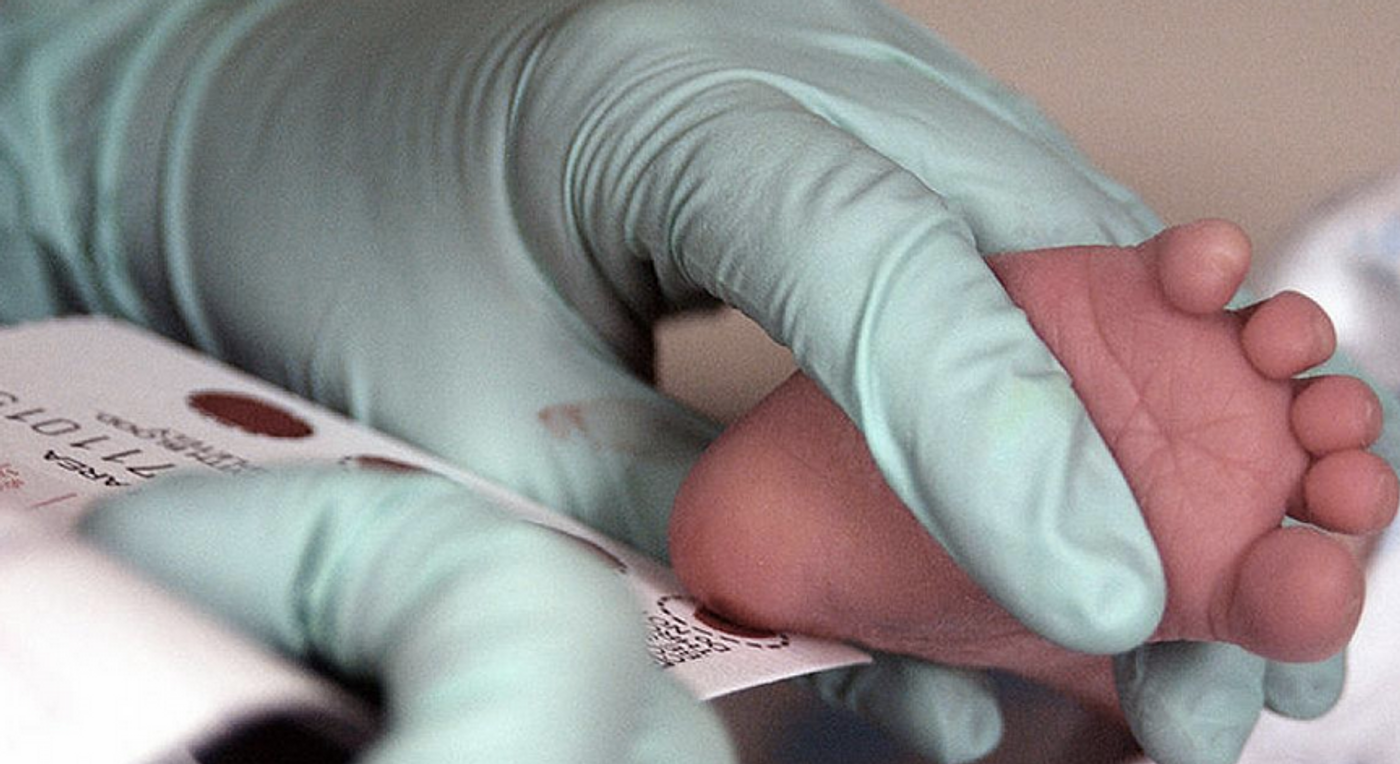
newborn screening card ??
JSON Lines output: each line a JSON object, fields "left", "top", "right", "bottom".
{"left": 0, "top": 317, "right": 870, "bottom": 761}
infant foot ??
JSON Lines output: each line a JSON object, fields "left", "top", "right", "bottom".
{"left": 988, "top": 219, "right": 1394, "bottom": 659}
{"left": 670, "top": 221, "right": 1397, "bottom": 711}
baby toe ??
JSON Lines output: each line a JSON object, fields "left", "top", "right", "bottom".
{"left": 1239, "top": 291, "right": 1336, "bottom": 379}
{"left": 1291, "top": 375, "right": 1384, "bottom": 454}
{"left": 1298, "top": 450, "right": 1399, "bottom": 534}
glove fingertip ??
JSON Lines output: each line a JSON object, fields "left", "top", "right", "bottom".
{"left": 79, "top": 471, "right": 317, "bottom": 649}
{"left": 1114, "top": 642, "right": 1266, "bottom": 764}
{"left": 79, "top": 472, "right": 237, "bottom": 588}
{"left": 807, "top": 656, "right": 1003, "bottom": 764}
{"left": 1263, "top": 652, "right": 1346, "bottom": 720}
{"left": 985, "top": 503, "right": 1164, "bottom": 655}
{"left": 1027, "top": 559, "right": 1166, "bottom": 655}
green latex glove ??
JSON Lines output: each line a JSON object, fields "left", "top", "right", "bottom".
{"left": 82, "top": 469, "right": 736, "bottom": 764}
{"left": 0, "top": 1, "right": 1354, "bottom": 761}
{"left": 4, "top": 0, "right": 1159, "bottom": 653}
{"left": 1115, "top": 644, "right": 1346, "bottom": 764}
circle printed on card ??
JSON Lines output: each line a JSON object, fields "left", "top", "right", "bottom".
{"left": 657, "top": 596, "right": 790, "bottom": 649}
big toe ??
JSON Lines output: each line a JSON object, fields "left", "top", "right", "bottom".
{"left": 1220, "top": 527, "right": 1364, "bottom": 662}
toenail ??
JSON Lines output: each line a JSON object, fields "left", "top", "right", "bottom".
{"left": 1362, "top": 392, "right": 1381, "bottom": 433}
{"left": 1208, "top": 241, "right": 1246, "bottom": 279}
{"left": 1311, "top": 309, "right": 1337, "bottom": 356}
{"left": 1374, "top": 467, "right": 1399, "bottom": 518}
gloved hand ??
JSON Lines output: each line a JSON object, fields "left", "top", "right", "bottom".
{"left": 82, "top": 468, "right": 736, "bottom": 764}
{"left": 0, "top": 1, "right": 1353, "bottom": 761}
{"left": 1115, "top": 643, "right": 1345, "bottom": 764}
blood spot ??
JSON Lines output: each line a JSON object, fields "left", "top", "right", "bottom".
{"left": 187, "top": 390, "right": 313, "bottom": 439}
{"left": 695, "top": 607, "right": 780, "bottom": 640}
{"left": 342, "top": 455, "right": 426, "bottom": 474}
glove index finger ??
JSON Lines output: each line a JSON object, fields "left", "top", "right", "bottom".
{"left": 1263, "top": 652, "right": 1346, "bottom": 720}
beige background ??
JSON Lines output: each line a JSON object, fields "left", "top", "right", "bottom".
{"left": 656, "top": 0, "right": 1400, "bottom": 424}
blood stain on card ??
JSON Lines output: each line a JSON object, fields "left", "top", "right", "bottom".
{"left": 28, "top": 493, "right": 78, "bottom": 509}
{"left": 537, "top": 399, "right": 713, "bottom": 458}
{"left": 187, "top": 390, "right": 314, "bottom": 439}
{"left": 0, "top": 462, "right": 23, "bottom": 491}
{"left": 694, "top": 607, "right": 781, "bottom": 640}
{"left": 342, "top": 454, "right": 426, "bottom": 474}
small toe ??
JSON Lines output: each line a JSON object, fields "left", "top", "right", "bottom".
{"left": 1291, "top": 375, "right": 1384, "bottom": 454}
{"left": 1298, "top": 450, "right": 1400, "bottom": 534}
{"left": 1239, "top": 291, "right": 1336, "bottom": 379}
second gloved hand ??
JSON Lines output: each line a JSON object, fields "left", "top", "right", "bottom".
{"left": 81, "top": 469, "right": 735, "bottom": 764}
